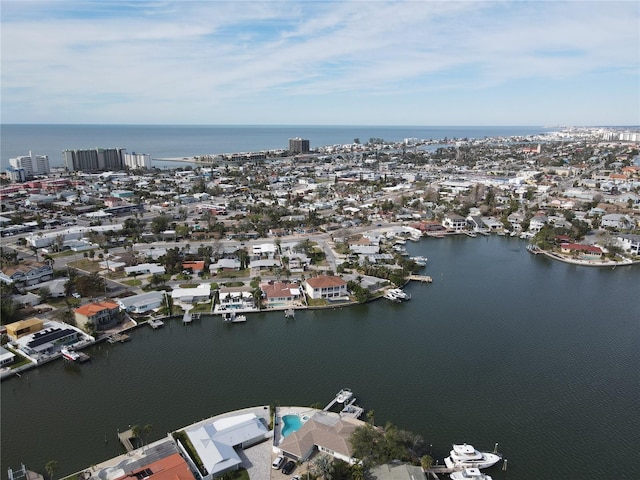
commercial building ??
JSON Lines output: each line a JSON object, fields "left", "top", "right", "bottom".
{"left": 9, "top": 151, "right": 50, "bottom": 177}
{"left": 289, "top": 137, "right": 310, "bottom": 154}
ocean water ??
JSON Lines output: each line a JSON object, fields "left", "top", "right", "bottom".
{"left": 0, "top": 124, "right": 550, "bottom": 170}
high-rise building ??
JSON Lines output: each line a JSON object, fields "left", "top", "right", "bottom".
{"left": 63, "top": 148, "right": 125, "bottom": 172}
{"left": 122, "top": 152, "right": 152, "bottom": 169}
{"left": 289, "top": 137, "right": 310, "bottom": 154}
{"left": 9, "top": 151, "right": 50, "bottom": 177}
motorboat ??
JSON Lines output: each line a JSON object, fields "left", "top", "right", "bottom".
{"left": 384, "top": 291, "right": 401, "bottom": 303}
{"left": 410, "top": 256, "right": 428, "bottom": 266}
{"left": 444, "top": 444, "right": 501, "bottom": 470}
{"left": 387, "top": 288, "right": 411, "bottom": 301}
{"left": 61, "top": 347, "right": 80, "bottom": 362}
{"left": 450, "top": 468, "right": 493, "bottom": 480}
{"left": 336, "top": 388, "right": 353, "bottom": 403}
{"left": 222, "top": 311, "right": 247, "bottom": 323}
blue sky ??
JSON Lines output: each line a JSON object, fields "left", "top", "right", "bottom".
{"left": 1, "top": 0, "right": 638, "bottom": 126}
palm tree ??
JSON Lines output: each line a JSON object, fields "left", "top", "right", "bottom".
{"left": 142, "top": 423, "right": 153, "bottom": 450}
{"left": 45, "top": 460, "right": 58, "bottom": 480}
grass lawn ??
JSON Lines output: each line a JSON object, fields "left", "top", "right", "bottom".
{"left": 214, "top": 269, "right": 250, "bottom": 279}
{"left": 191, "top": 301, "right": 213, "bottom": 313}
{"left": 307, "top": 298, "right": 328, "bottom": 307}
{"left": 122, "top": 279, "right": 143, "bottom": 286}
{"left": 68, "top": 259, "right": 101, "bottom": 273}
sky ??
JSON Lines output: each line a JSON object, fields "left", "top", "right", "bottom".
{"left": 1, "top": 0, "right": 639, "bottom": 126}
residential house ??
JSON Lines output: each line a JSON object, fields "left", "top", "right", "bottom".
{"left": 171, "top": 285, "right": 211, "bottom": 304}
{"left": 277, "top": 411, "right": 365, "bottom": 465}
{"left": 0, "top": 260, "right": 54, "bottom": 287}
{"left": 261, "top": 281, "right": 302, "bottom": 308}
{"left": 617, "top": 234, "right": 640, "bottom": 255}
{"left": 529, "top": 214, "right": 548, "bottom": 233}
{"left": 110, "top": 453, "right": 196, "bottom": 480}
{"left": 210, "top": 258, "right": 241, "bottom": 273}
{"left": 442, "top": 213, "right": 467, "bottom": 232}
{"left": 182, "top": 261, "right": 206, "bottom": 275}
{"left": 560, "top": 243, "right": 604, "bottom": 259}
{"left": 370, "top": 464, "right": 426, "bottom": 480}
{"left": 5, "top": 317, "right": 45, "bottom": 340}
{"left": 216, "top": 287, "right": 257, "bottom": 312}
{"left": 124, "top": 263, "right": 166, "bottom": 275}
{"left": 304, "top": 275, "right": 348, "bottom": 300}
{"left": 75, "top": 301, "right": 123, "bottom": 331}
{"left": 182, "top": 413, "right": 269, "bottom": 480}
{"left": 601, "top": 213, "right": 635, "bottom": 230}
{"left": 116, "top": 291, "right": 165, "bottom": 314}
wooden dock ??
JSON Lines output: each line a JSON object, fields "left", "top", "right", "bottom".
{"left": 148, "top": 319, "right": 164, "bottom": 329}
{"left": 408, "top": 274, "right": 433, "bottom": 283}
{"left": 117, "top": 428, "right": 135, "bottom": 452}
{"left": 107, "top": 333, "right": 130, "bottom": 344}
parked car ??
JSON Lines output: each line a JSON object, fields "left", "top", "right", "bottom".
{"left": 281, "top": 461, "right": 296, "bottom": 475}
{"left": 272, "top": 455, "right": 285, "bottom": 470}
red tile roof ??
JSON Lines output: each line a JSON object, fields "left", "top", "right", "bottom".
{"left": 75, "top": 301, "right": 119, "bottom": 317}
{"left": 305, "top": 275, "right": 346, "bottom": 288}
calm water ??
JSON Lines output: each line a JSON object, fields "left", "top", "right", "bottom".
{"left": 0, "top": 124, "right": 550, "bottom": 169}
{"left": 2, "top": 236, "right": 639, "bottom": 480}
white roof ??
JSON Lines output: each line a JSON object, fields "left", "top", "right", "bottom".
{"left": 186, "top": 413, "right": 268, "bottom": 477}
{"left": 171, "top": 284, "right": 211, "bottom": 299}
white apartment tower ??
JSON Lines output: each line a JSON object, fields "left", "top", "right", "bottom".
{"left": 9, "top": 151, "right": 50, "bottom": 177}
{"left": 123, "top": 152, "right": 152, "bottom": 169}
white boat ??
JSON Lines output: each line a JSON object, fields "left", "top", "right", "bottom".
{"left": 223, "top": 311, "right": 247, "bottom": 323}
{"left": 61, "top": 347, "right": 81, "bottom": 362}
{"left": 384, "top": 291, "right": 401, "bottom": 302}
{"left": 444, "top": 444, "right": 501, "bottom": 470}
{"left": 336, "top": 388, "right": 353, "bottom": 403}
{"left": 449, "top": 468, "right": 493, "bottom": 480}
{"left": 410, "top": 256, "right": 428, "bottom": 267}
{"left": 387, "top": 288, "right": 411, "bottom": 301}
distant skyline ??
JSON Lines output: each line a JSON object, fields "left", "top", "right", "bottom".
{"left": 1, "top": 1, "right": 639, "bottom": 126}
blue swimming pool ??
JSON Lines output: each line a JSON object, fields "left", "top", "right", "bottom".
{"left": 281, "top": 415, "right": 302, "bottom": 437}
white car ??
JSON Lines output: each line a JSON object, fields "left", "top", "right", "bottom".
{"left": 272, "top": 455, "right": 285, "bottom": 470}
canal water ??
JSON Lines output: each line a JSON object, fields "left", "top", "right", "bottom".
{"left": 2, "top": 236, "right": 639, "bottom": 479}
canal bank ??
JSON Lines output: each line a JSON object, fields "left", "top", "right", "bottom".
{"left": 2, "top": 236, "right": 639, "bottom": 480}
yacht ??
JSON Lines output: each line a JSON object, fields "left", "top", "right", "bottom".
{"left": 449, "top": 468, "right": 492, "bottom": 480}
{"left": 410, "top": 256, "right": 428, "bottom": 267}
{"left": 222, "top": 311, "right": 247, "bottom": 323}
{"left": 387, "top": 288, "right": 411, "bottom": 301}
{"left": 444, "top": 444, "right": 501, "bottom": 470}
{"left": 336, "top": 388, "right": 353, "bottom": 403}
{"left": 61, "top": 347, "right": 80, "bottom": 362}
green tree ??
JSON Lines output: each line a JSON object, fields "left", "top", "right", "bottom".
{"left": 421, "top": 455, "right": 434, "bottom": 470}
{"left": 151, "top": 215, "right": 171, "bottom": 235}
{"left": 38, "top": 286, "right": 52, "bottom": 303}
{"left": 45, "top": 460, "right": 58, "bottom": 480}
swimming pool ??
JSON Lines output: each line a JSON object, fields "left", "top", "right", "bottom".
{"left": 281, "top": 415, "right": 303, "bottom": 437}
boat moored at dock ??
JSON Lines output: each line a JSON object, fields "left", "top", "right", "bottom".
{"left": 449, "top": 468, "right": 493, "bottom": 480}
{"left": 335, "top": 388, "right": 353, "bottom": 403}
{"left": 223, "top": 311, "right": 247, "bottom": 323}
{"left": 444, "top": 444, "right": 501, "bottom": 470}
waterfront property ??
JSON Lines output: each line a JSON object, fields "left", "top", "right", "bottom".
{"left": 276, "top": 410, "right": 365, "bottom": 465}
{"left": 116, "top": 291, "right": 165, "bottom": 314}
{"left": 4, "top": 318, "right": 94, "bottom": 364}
{"left": 180, "top": 410, "right": 270, "bottom": 479}
{"left": 261, "top": 281, "right": 303, "bottom": 309}
{"left": 304, "top": 275, "right": 348, "bottom": 300}
{"left": 75, "top": 301, "right": 123, "bottom": 331}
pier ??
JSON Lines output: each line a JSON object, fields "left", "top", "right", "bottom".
{"left": 148, "top": 319, "right": 164, "bottom": 329}
{"left": 107, "top": 333, "right": 130, "bottom": 344}
{"left": 408, "top": 274, "right": 433, "bottom": 283}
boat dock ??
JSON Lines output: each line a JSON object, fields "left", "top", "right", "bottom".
{"left": 117, "top": 428, "right": 135, "bottom": 452}
{"left": 148, "top": 319, "right": 164, "bottom": 329}
{"left": 183, "top": 312, "right": 201, "bottom": 324}
{"left": 284, "top": 308, "right": 295, "bottom": 318}
{"left": 408, "top": 274, "right": 433, "bottom": 283}
{"left": 424, "top": 466, "right": 455, "bottom": 479}
{"left": 340, "top": 397, "right": 364, "bottom": 418}
{"left": 107, "top": 333, "right": 130, "bottom": 344}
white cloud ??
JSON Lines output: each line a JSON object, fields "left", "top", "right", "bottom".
{"left": 1, "top": 0, "right": 638, "bottom": 124}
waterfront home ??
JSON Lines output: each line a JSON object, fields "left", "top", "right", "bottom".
{"left": 442, "top": 213, "right": 468, "bottom": 232}
{"left": 171, "top": 285, "right": 211, "bottom": 304}
{"left": 559, "top": 243, "right": 604, "bottom": 259}
{"left": 616, "top": 234, "right": 640, "bottom": 255}
{"left": 277, "top": 411, "right": 365, "bottom": 465}
{"left": 75, "top": 301, "right": 123, "bottom": 331}
{"left": 261, "top": 281, "right": 302, "bottom": 308}
{"left": 6, "top": 319, "right": 94, "bottom": 363}
{"left": 116, "top": 291, "right": 165, "bottom": 314}
{"left": 529, "top": 214, "right": 548, "bottom": 233}
{"left": 0, "top": 346, "right": 16, "bottom": 367}
{"left": 370, "top": 464, "right": 427, "bottom": 480}
{"left": 216, "top": 287, "right": 256, "bottom": 312}
{"left": 0, "top": 260, "right": 53, "bottom": 287}
{"left": 304, "top": 275, "right": 348, "bottom": 300}
{"left": 182, "top": 412, "right": 269, "bottom": 479}
{"left": 111, "top": 452, "right": 195, "bottom": 480}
